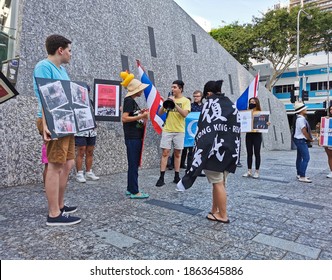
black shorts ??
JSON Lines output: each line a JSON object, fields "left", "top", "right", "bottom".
{"left": 75, "top": 136, "right": 97, "bottom": 147}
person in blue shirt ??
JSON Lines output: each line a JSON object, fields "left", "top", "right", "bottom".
{"left": 34, "top": 34, "right": 81, "bottom": 226}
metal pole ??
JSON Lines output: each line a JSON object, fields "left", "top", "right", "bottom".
{"left": 297, "top": 10, "right": 301, "bottom": 82}
{"left": 328, "top": 50, "right": 330, "bottom": 116}
{"left": 7, "top": 0, "right": 19, "bottom": 59}
{"left": 296, "top": 8, "right": 312, "bottom": 101}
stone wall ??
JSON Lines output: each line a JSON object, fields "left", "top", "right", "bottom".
{"left": 0, "top": 0, "right": 291, "bottom": 187}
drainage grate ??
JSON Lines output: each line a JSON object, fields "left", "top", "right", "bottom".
{"left": 257, "top": 195, "right": 324, "bottom": 210}
{"left": 145, "top": 199, "right": 203, "bottom": 215}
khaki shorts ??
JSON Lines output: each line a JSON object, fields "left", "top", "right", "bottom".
{"left": 204, "top": 170, "right": 229, "bottom": 184}
{"left": 36, "top": 118, "right": 75, "bottom": 164}
{"left": 160, "top": 132, "right": 184, "bottom": 150}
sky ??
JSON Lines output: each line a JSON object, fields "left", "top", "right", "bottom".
{"left": 173, "top": 0, "right": 289, "bottom": 31}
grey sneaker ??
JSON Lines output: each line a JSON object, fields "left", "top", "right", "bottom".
{"left": 85, "top": 171, "right": 99, "bottom": 181}
{"left": 76, "top": 172, "right": 86, "bottom": 183}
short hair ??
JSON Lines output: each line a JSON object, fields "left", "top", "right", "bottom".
{"left": 203, "top": 80, "right": 224, "bottom": 98}
{"left": 45, "top": 34, "right": 72, "bottom": 55}
{"left": 193, "top": 90, "right": 202, "bottom": 96}
{"left": 172, "top": 80, "right": 184, "bottom": 92}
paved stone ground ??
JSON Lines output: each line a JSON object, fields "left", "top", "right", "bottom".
{"left": 0, "top": 146, "right": 331, "bottom": 260}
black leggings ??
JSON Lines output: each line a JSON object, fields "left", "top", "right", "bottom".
{"left": 245, "top": 133, "right": 262, "bottom": 170}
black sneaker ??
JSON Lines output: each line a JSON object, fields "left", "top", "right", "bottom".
{"left": 173, "top": 177, "right": 180, "bottom": 184}
{"left": 46, "top": 212, "right": 81, "bottom": 226}
{"left": 156, "top": 177, "right": 165, "bottom": 187}
{"left": 60, "top": 205, "right": 77, "bottom": 214}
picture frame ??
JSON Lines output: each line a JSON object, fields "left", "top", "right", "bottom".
{"left": 319, "top": 117, "right": 332, "bottom": 147}
{"left": 238, "top": 110, "right": 253, "bottom": 133}
{"left": 252, "top": 111, "right": 270, "bottom": 133}
{"left": 93, "top": 79, "right": 122, "bottom": 121}
{"left": 35, "top": 77, "right": 96, "bottom": 139}
{"left": 0, "top": 71, "right": 19, "bottom": 104}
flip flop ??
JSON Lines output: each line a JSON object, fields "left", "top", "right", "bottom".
{"left": 206, "top": 212, "right": 230, "bottom": 224}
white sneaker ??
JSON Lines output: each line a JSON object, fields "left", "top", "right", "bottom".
{"left": 85, "top": 171, "right": 100, "bottom": 181}
{"left": 297, "top": 175, "right": 310, "bottom": 179}
{"left": 242, "top": 171, "right": 252, "bottom": 177}
{"left": 298, "top": 177, "right": 312, "bottom": 183}
{"left": 252, "top": 171, "right": 259, "bottom": 179}
{"left": 327, "top": 172, "right": 332, "bottom": 179}
{"left": 76, "top": 171, "right": 86, "bottom": 183}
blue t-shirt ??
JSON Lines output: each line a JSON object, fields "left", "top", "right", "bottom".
{"left": 33, "top": 59, "right": 70, "bottom": 118}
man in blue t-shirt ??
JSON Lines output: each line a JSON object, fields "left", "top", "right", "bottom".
{"left": 33, "top": 34, "right": 81, "bottom": 226}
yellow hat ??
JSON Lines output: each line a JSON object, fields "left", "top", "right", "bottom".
{"left": 120, "top": 71, "right": 148, "bottom": 97}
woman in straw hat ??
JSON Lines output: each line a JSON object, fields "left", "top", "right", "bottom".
{"left": 292, "top": 101, "right": 314, "bottom": 183}
{"left": 120, "top": 71, "right": 150, "bottom": 199}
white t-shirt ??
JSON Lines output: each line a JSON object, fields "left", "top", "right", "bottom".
{"left": 294, "top": 115, "right": 307, "bottom": 139}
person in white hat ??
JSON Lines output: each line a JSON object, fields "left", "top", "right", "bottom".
{"left": 121, "top": 72, "right": 150, "bottom": 199}
{"left": 292, "top": 101, "right": 314, "bottom": 183}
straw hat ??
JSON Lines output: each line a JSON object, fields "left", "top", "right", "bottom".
{"left": 120, "top": 71, "right": 148, "bottom": 97}
{"left": 294, "top": 101, "right": 307, "bottom": 114}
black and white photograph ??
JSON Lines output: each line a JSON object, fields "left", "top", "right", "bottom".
{"left": 74, "top": 107, "right": 95, "bottom": 131}
{"left": 71, "top": 82, "right": 90, "bottom": 107}
{"left": 36, "top": 77, "right": 96, "bottom": 139}
{"left": 52, "top": 109, "right": 76, "bottom": 134}
{"left": 39, "top": 80, "right": 68, "bottom": 111}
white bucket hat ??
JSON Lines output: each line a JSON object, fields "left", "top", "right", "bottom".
{"left": 294, "top": 101, "right": 307, "bottom": 114}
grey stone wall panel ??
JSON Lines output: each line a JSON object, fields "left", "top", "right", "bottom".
{"left": 0, "top": 0, "right": 291, "bottom": 187}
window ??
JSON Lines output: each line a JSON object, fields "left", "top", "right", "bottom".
{"left": 148, "top": 70, "right": 155, "bottom": 85}
{"left": 228, "top": 74, "right": 234, "bottom": 95}
{"left": 148, "top": 26, "right": 157, "bottom": 58}
{"left": 192, "top": 34, "right": 197, "bottom": 53}
{"left": 121, "top": 55, "right": 129, "bottom": 71}
{"left": 176, "top": 65, "right": 182, "bottom": 81}
{"left": 310, "top": 81, "right": 332, "bottom": 91}
{"left": 275, "top": 84, "right": 294, "bottom": 93}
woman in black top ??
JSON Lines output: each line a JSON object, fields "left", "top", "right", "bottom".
{"left": 242, "top": 97, "right": 264, "bottom": 179}
{"left": 121, "top": 72, "right": 150, "bottom": 199}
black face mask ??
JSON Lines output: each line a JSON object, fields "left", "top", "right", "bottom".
{"left": 249, "top": 103, "right": 256, "bottom": 109}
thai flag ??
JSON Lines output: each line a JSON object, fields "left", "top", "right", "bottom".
{"left": 236, "top": 73, "right": 260, "bottom": 110}
{"left": 137, "top": 60, "right": 166, "bottom": 134}
{"left": 319, "top": 117, "right": 332, "bottom": 147}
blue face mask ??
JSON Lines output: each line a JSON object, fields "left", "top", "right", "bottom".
{"left": 249, "top": 103, "right": 256, "bottom": 109}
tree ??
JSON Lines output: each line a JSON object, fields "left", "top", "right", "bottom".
{"left": 210, "top": 22, "right": 254, "bottom": 69}
{"left": 209, "top": 5, "right": 332, "bottom": 91}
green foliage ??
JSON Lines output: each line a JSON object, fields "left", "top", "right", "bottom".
{"left": 210, "top": 22, "right": 254, "bottom": 69}
{"left": 209, "top": 5, "right": 332, "bottom": 90}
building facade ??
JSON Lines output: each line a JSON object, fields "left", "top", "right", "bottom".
{"left": 290, "top": 0, "right": 332, "bottom": 11}
{"left": 273, "top": 64, "right": 331, "bottom": 126}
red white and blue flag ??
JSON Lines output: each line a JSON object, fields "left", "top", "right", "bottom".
{"left": 319, "top": 117, "right": 332, "bottom": 147}
{"left": 137, "top": 60, "right": 166, "bottom": 134}
{"left": 236, "top": 73, "right": 260, "bottom": 110}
